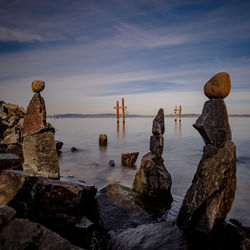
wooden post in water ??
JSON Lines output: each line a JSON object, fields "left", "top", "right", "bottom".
{"left": 179, "top": 105, "right": 182, "bottom": 122}
{"left": 174, "top": 105, "right": 178, "bottom": 122}
{"left": 114, "top": 100, "right": 121, "bottom": 123}
{"left": 121, "top": 98, "right": 127, "bottom": 124}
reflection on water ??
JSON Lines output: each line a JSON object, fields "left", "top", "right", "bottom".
{"left": 50, "top": 117, "right": 250, "bottom": 226}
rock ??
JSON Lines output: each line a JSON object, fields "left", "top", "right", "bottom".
{"left": 177, "top": 141, "right": 236, "bottom": 233}
{"left": 109, "top": 221, "right": 187, "bottom": 250}
{"left": 55, "top": 140, "right": 63, "bottom": 152}
{"left": 0, "top": 119, "right": 8, "bottom": 139}
{"left": 0, "top": 144, "right": 7, "bottom": 153}
{"left": 152, "top": 108, "right": 165, "bottom": 135}
{"left": 150, "top": 134, "right": 164, "bottom": 157}
{"left": 23, "top": 131, "right": 60, "bottom": 179}
{"left": 193, "top": 99, "right": 231, "bottom": 147}
{"left": 0, "top": 206, "right": 16, "bottom": 231}
{"left": 109, "top": 160, "right": 115, "bottom": 167}
{"left": 71, "top": 146, "right": 78, "bottom": 152}
{"left": 204, "top": 72, "right": 231, "bottom": 99}
{"left": 0, "top": 218, "right": 83, "bottom": 250}
{"left": 0, "top": 103, "right": 25, "bottom": 120}
{"left": 6, "top": 143, "right": 23, "bottom": 162}
{"left": 2, "top": 127, "right": 19, "bottom": 144}
{"left": 32, "top": 80, "right": 45, "bottom": 93}
{"left": 96, "top": 184, "right": 152, "bottom": 231}
{"left": 0, "top": 153, "right": 21, "bottom": 170}
{"left": 99, "top": 134, "right": 107, "bottom": 147}
{"left": 132, "top": 153, "right": 173, "bottom": 205}
{"left": 121, "top": 152, "right": 139, "bottom": 167}
{"left": 23, "top": 93, "right": 46, "bottom": 136}
{"left": 8, "top": 116, "right": 19, "bottom": 128}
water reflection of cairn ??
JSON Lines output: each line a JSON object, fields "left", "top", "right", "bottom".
{"left": 23, "top": 80, "right": 60, "bottom": 179}
{"left": 132, "top": 108, "right": 173, "bottom": 206}
{"left": 177, "top": 72, "right": 236, "bottom": 234}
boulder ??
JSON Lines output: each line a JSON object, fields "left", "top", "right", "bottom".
{"left": 32, "top": 80, "right": 45, "bottom": 93}
{"left": 132, "top": 153, "right": 173, "bottom": 205}
{"left": 121, "top": 152, "right": 139, "bottom": 167}
{"left": 177, "top": 141, "right": 236, "bottom": 233}
{"left": 193, "top": 99, "right": 231, "bottom": 147}
{"left": 150, "top": 134, "right": 164, "bottom": 157}
{"left": 23, "top": 93, "right": 46, "bottom": 136}
{"left": 0, "top": 153, "right": 21, "bottom": 170}
{"left": 23, "top": 131, "right": 60, "bottom": 179}
{"left": 0, "top": 218, "right": 83, "bottom": 250}
{"left": 152, "top": 108, "right": 165, "bottom": 135}
{"left": 2, "top": 127, "right": 19, "bottom": 144}
{"left": 0, "top": 206, "right": 16, "bottom": 231}
{"left": 99, "top": 134, "right": 107, "bottom": 147}
{"left": 0, "top": 103, "right": 25, "bottom": 120}
{"left": 204, "top": 72, "right": 231, "bottom": 99}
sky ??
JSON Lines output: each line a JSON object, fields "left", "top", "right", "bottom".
{"left": 0, "top": 0, "right": 250, "bottom": 115}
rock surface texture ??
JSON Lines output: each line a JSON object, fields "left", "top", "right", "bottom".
{"left": 22, "top": 82, "right": 60, "bottom": 179}
{"left": 204, "top": 72, "right": 231, "bottom": 99}
{"left": 133, "top": 108, "right": 173, "bottom": 206}
{"left": 177, "top": 76, "right": 236, "bottom": 234}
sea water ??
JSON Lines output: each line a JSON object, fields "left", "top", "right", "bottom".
{"left": 48, "top": 117, "right": 250, "bottom": 226}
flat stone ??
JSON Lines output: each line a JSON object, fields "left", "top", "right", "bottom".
{"left": 150, "top": 135, "right": 164, "bottom": 157}
{"left": 177, "top": 141, "right": 236, "bottom": 233}
{"left": 193, "top": 99, "right": 231, "bottom": 147}
{"left": 99, "top": 134, "right": 107, "bottom": 147}
{"left": 152, "top": 108, "right": 165, "bottom": 135}
{"left": 132, "top": 153, "right": 173, "bottom": 205}
{"left": 204, "top": 72, "right": 231, "bottom": 99}
{"left": 32, "top": 80, "right": 45, "bottom": 93}
{"left": 23, "top": 93, "right": 46, "bottom": 136}
{"left": 23, "top": 131, "right": 60, "bottom": 179}
{"left": 121, "top": 152, "right": 139, "bottom": 167}
{"left": 0, "top": 153, "right": 21, "bottom": 170}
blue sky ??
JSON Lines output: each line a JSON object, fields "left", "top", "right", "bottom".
{"left": 0, "top": 0, "right": 250, "bottom": 115}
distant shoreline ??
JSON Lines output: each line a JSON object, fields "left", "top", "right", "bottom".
{"left": 47, "top": 113, "right": 250, "bottom": 118}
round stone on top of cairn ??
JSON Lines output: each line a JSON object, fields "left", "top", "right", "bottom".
{"left": 204, "top": 72, "right": 231, "bottom": 99}
{"left": 32, "top": 80, "right": 45, "bottom": 93}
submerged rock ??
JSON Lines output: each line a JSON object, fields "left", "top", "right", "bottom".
{"left": 71, "top": 146, "right": 78, "bottom": 152}
{"left": 99, "top": 134, "right": 107, "bottom": 147}
{"left": 133, "top": 153, "right": 173, "bottom": 205}
{"left": 204, "top": 72, "right": 231, "bottom": 99}
{"left": 23, "top": 132, "right": 60, "bottom": 179}
{"left": 121, "top": 152, "right": 139, "bottom": 167}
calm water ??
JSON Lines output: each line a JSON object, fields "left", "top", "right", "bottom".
{"left": 48, "top": 117, "right": 250, "bottom": 226}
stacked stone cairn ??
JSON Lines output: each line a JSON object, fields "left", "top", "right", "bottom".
{"left": 132, "top": 108, "right": 173, "bottom": 205}
{"left": 177, "top": 72, "right": 236, "bottom": 233}
{"left": 22, "top": 80, "right": 60, "bottom": 179}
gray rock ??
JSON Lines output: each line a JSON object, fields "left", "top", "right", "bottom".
{"left": 132, "top": 153, "right": 173, "bottom": 205}
{"left": 150, "top": 134, "right": 164, "bottom": 157}
{"left": 193, "top": 99, "right": 231, "bottom": 147}
{"left": 177, "top": 141, "right": 236, "bottom": 233}
{"left": 152, "top": 108, "right": 165, "bottom": 135}
{"left": 109, "top": 160, "right": 115, "bottom": 167}
{"left": 23, "top": 131, "right": 60, "bottom": 179}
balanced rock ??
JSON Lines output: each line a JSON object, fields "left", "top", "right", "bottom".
{"left": 121, "top": 152, "right": 139, "bottom": 167}
{"left": 152, "top": 108, "right": 165, "bottom": 135}
{"left": 99, "top": 134, "right": 107, "bottom": 146}
{"left": 193, "top": 99, "right": 231, "bottom": 147}
{"left": 132, "top": 153, "right": 173, "bottom": 204}
{"left": 23, "top": 93, "right": 46, "bottom": 136}
{"left": 204, "top": 72, "right": 231, "bottom": 99}
{"left": 177, "top": 141, "right": 236, "bottom": 233}
{"left": 31, "top": 80, "right": 45, "bottom": 93}
{"left": 23, "top": 132, "right": 59, "bottom": 179}
{"left": 150, "top": 134, "right": 164, "bottom": 157}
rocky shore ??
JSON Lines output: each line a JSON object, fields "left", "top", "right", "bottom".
{"left": 0, "top": 75, "right": 250, "bottom": 250}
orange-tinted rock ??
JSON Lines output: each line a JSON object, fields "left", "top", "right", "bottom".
{"left": 99, "top": 134, "right": 107, "bottom": 146}
{"left": 23, "top": 93, "right": 46, "bottom": 136}
{"left": 31, "top": 80, "right": 45, "bottom": 93}
{"left": 204, "top": 72, "right": 231, "bottom": 99}
{"left": 121, "top": 152, "right": 139, "bottom": 167}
